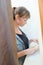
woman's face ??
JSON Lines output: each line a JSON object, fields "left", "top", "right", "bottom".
{"left": 15, "top": 15, "right": 28, "bottom": 27}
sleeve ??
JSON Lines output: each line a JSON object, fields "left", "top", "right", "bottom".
{"left": 16, "top": 38, "right": 25, "bottom": 52}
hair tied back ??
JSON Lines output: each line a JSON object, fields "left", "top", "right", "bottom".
{"left": 13, "top": 7, "right": 16, "bottom": 10}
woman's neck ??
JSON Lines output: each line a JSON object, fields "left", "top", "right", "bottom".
{"left": 14, "top": 21, "right": 22, "bottom": 35}
{"left": 14, "top": 22, "right": 19, "bottom": 29}
{"left": 14, "top": 21, "right": 19, "bottom": 31}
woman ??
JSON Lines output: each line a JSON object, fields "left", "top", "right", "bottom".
{"left": 13, "top": 7, "right": 39, "bottom": 65}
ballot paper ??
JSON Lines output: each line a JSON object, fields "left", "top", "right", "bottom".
{"left": 23, "top": 42, "right": 41, "bottom": 65}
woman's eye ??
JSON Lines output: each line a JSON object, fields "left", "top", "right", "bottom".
{"left": 24, "top": 19, "right": 27, "bottom": 21}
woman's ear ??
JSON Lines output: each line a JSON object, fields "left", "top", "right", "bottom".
{"left": 15, "top": 14, "right": 20, "bottom": 23}
{"left": 15, "top": 14, "right": 20, "bottom": 20}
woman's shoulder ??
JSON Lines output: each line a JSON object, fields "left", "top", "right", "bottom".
{"left": 16, "top": 34, "right": 24, "bottom": 44}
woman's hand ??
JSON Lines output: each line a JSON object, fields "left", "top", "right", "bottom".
{"left": 25, "top": 46, "right": 39, "bottom": 55}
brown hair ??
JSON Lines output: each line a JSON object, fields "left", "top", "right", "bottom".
{"left": 13, "top": 6, "right": 30, "bottom": 20}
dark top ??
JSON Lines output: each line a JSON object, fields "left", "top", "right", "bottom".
{"left": 17, "top": 30, "right": 29, "bottom": 49}
{"left": 17, "top": 29, "right": 29, "bottom": 65}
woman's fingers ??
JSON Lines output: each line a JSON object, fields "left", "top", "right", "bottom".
{"left": 30, "top": 39, "right": 39, "bottom": 44}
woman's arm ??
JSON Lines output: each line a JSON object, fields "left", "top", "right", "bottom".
{"left": 17, "top": 46, "right": 39, "bottom": 58}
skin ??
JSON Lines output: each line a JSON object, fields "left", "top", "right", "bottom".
{"left": 14, "top": 14, "right": 39, "bottom": 58}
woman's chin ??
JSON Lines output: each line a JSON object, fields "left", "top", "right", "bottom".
{"left": 20, "top": 24, "right": 26, "bottom": 27}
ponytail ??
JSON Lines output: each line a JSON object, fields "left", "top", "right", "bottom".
{"left": 13, "top": 7, "right": 16, "bottom": 20}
